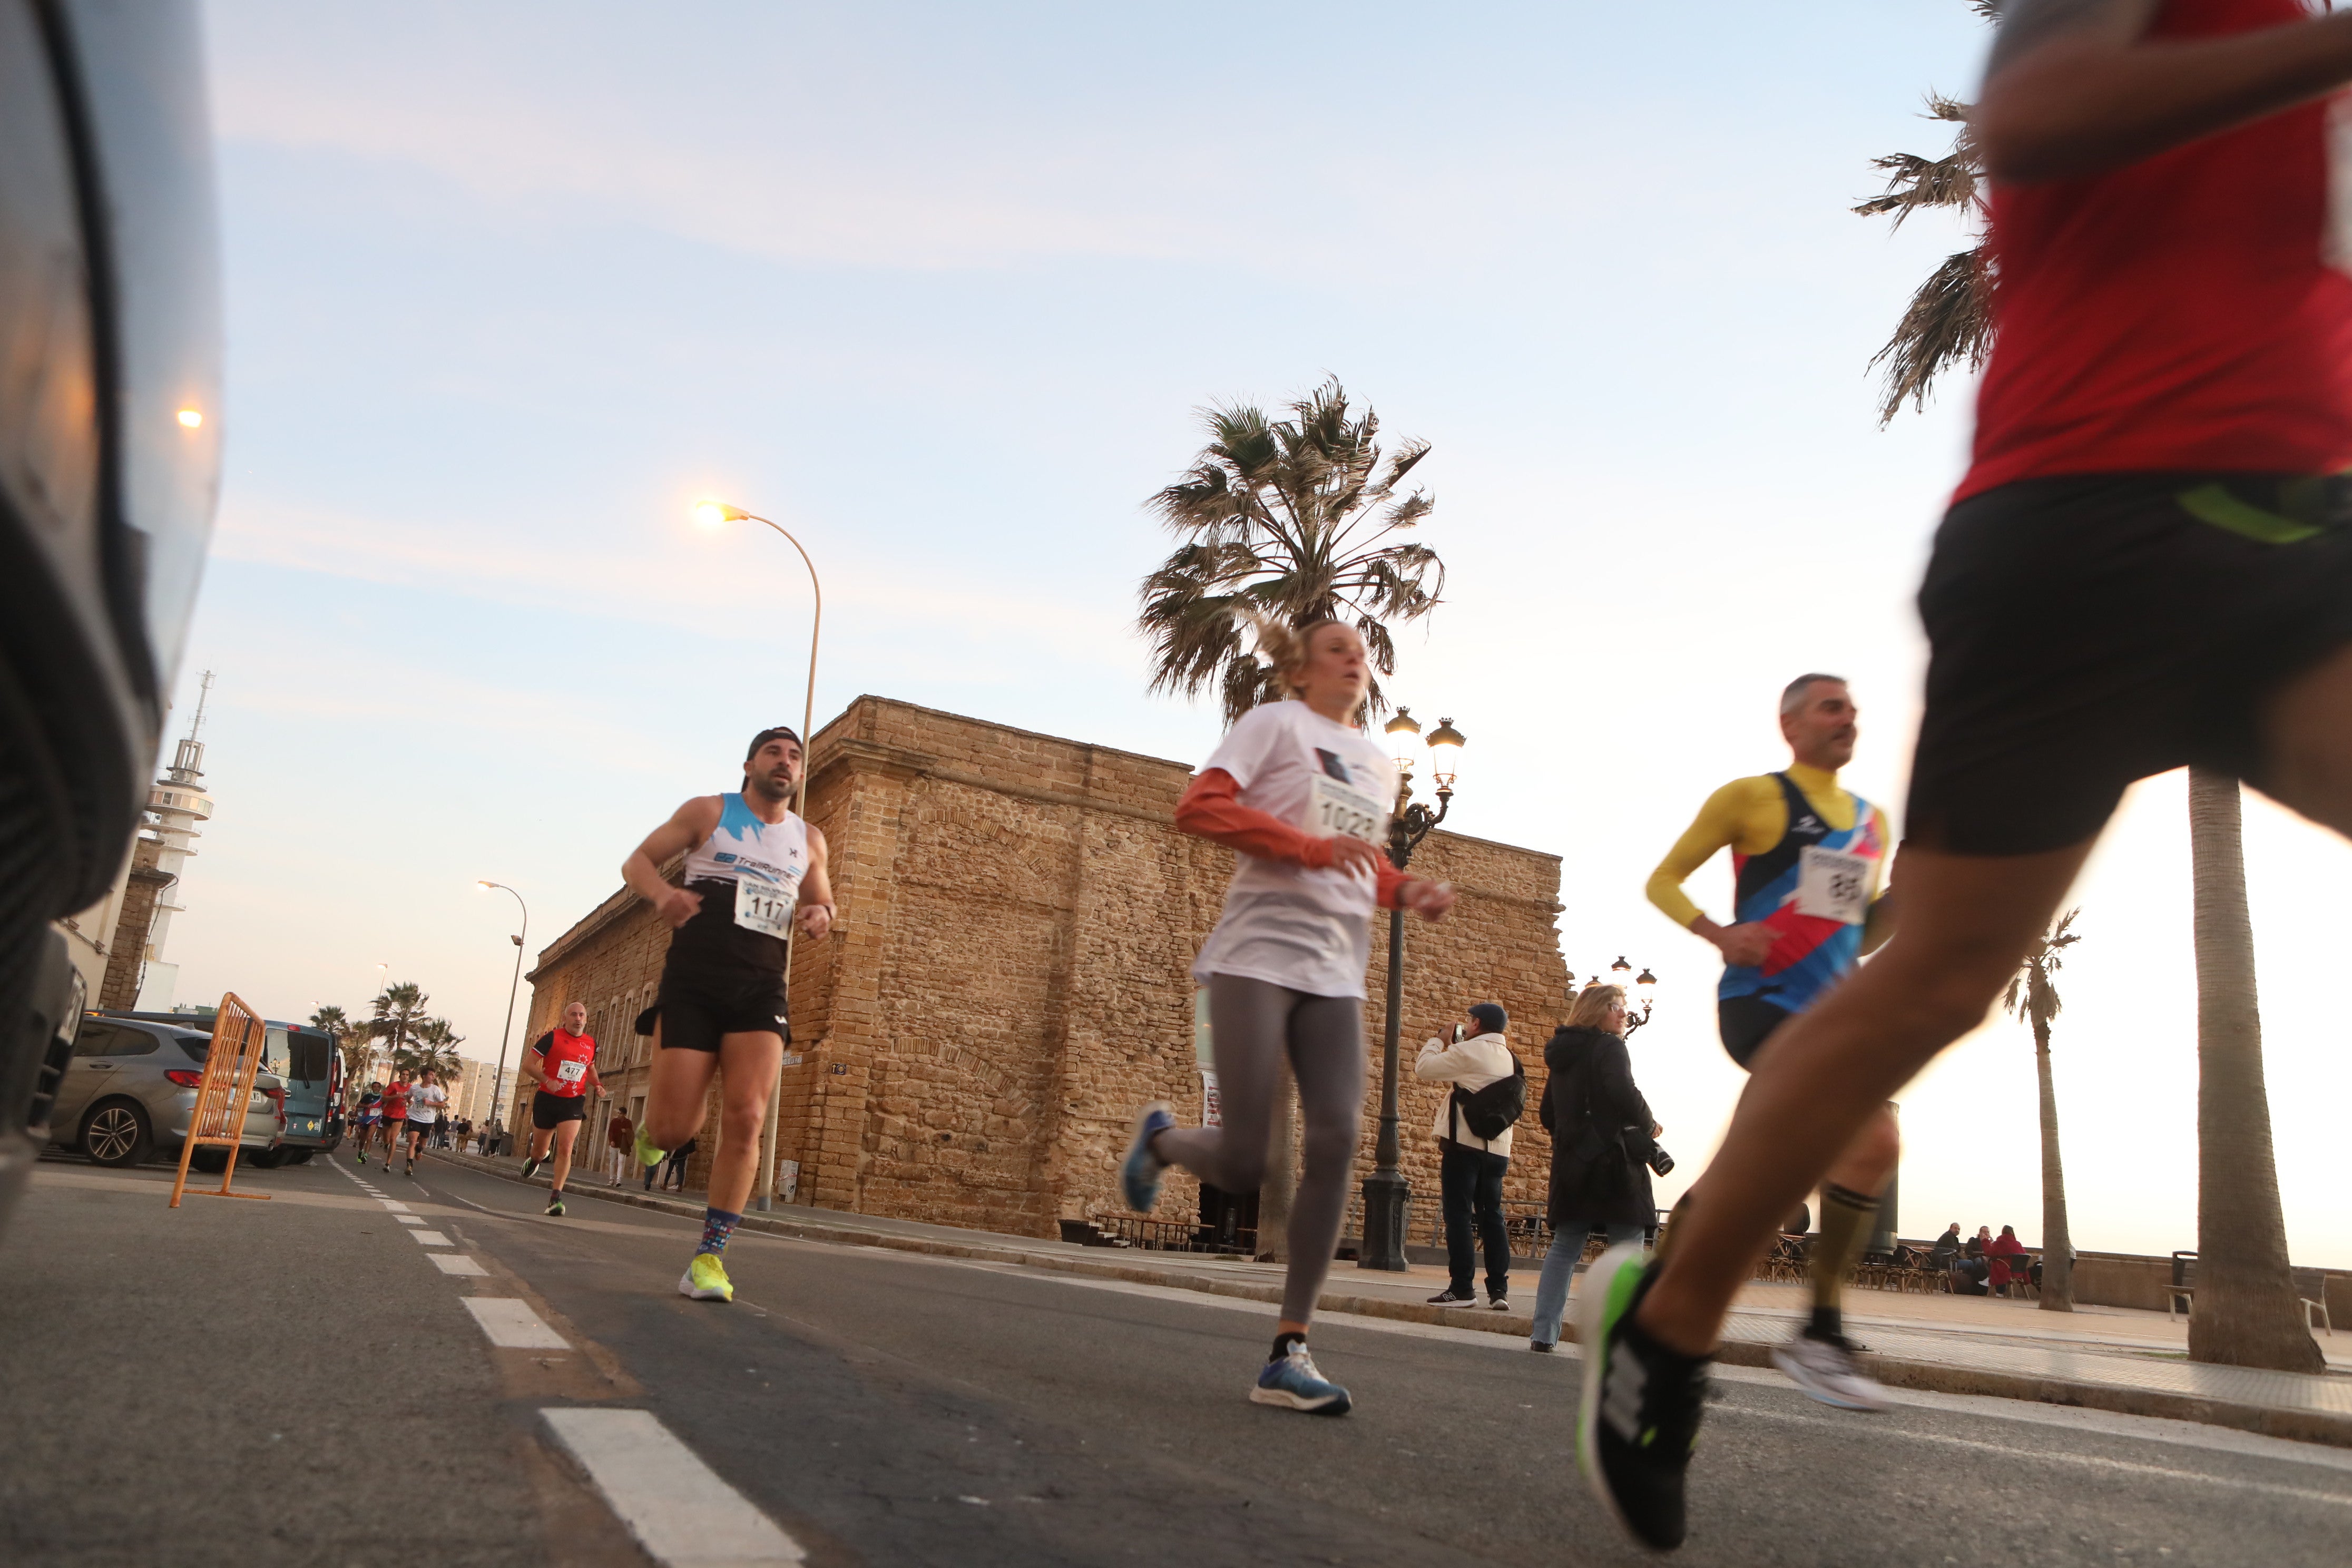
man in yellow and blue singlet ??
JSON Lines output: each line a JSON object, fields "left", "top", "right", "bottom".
{"left": 1646, "top": 674, "right": 1896, "bottom": 1412}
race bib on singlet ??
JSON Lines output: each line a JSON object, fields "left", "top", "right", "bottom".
{"left": 732, "top": 874, "right": 796, "bottom": 939}
{"left": 554, "top": 1059, "right": 586, "bottom": 1084}
{"left": 1795, "top": 846, "right": 1871, "bottom": 925}
{"left": 1305, "top": 772, "right": 1386, "bottom": 845}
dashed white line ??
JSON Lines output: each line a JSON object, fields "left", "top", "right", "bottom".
{"left": 409, "top": 1230, "right": 453, "bottom": 1247}
{"left": 378, "top": 1200, "right": 413, "bottom": 1212}
{"left": 462, "top": 1297, "right": 570, "bottom": 1348}
{"left": 430, "top": 1253, "right": 489, "bottom": 1277}
{"left": 396, "top": 1216, "right": 424, "bottom": 1226}
{"left": 541, "top": 1408, "right": 805, "bottom": 1565}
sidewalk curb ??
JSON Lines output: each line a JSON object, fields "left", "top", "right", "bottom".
{"left": 427, "top": 1149, "right": 2352, "bottom": 1449}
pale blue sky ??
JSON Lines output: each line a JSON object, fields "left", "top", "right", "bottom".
{"left": 162, "top": 2, "right": 2350, "bottom": 1263}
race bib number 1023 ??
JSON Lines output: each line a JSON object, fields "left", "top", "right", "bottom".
{"left": 1307, "top": 772, "right": 1387, "bottom": 845}
{"left": 733, "top": 875, "right": 797, "bottom": 938}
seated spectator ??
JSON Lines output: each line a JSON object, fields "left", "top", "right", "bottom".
{"left": 1949, "top": 1226, "right": 1993, "bottom": 1295}
{"left": 1986, "top": 1224, "right": 2029, "bottom": 1296}
{"left": 1928, "top": 1223, "right": 1963, "bottom": 1270}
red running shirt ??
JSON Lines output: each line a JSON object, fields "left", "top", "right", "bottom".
{"left": 534, "top": 1029, "right": 596, "bottom": 1099}
{"left": 1958, "top": 0, "right": 2352, "bottom": 501}
{"left": 380, "top": 1084, "right": 410, "bottom": 1120}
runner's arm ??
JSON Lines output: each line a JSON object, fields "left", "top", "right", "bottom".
{"left": 1860, "top": 821, "right": 1898, "bottom": 956}
{"left": 623, "top": 797, "right": 721, "bottom": 927}
{"left": 796, "top": 825, "right": 835, "bottom": 941}
{"left": 516, "top": 1033, "right": 547, "bottom": 1089}
{"left": 1177, "top": 771, "right": 1442, "bottom": 914}
{"left": 1976, "top": 0, "right": 2352, "bottom": 182}
{"left": 1648, "top": 780, "right": 1780, "bottom": 967}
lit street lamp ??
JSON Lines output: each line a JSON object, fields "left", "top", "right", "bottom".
{"left": 475, "top": 881, "right": 527, "bottom": 1142}
{"left": 1359, "top": 709, "right": 1466, "bottom": 1272}
{"left": 694, "top": 500, "right": 821, "bottom": 1212}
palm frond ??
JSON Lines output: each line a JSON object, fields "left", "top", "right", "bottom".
{"left": 1870, "top": 244, "right": 1994, "bottom": 424}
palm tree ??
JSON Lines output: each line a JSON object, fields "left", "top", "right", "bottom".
{"left": 399, "top": 1017, "right": 466, "bottom": 1081}
{"left": 369, "top": 982, "right": 429, "bottom": 1073}
{"left": 1138, "top": 377, "right": 1445, "bottom": 724}
{"left": 2186, "top": 771, "right": 2324, "bottom": 1370}
{"left": 1864, "top": 6, "right": 2320, "bottom": 1373}
{"left": 2002, "top": 909, "right": 2081, "bottom": 1312}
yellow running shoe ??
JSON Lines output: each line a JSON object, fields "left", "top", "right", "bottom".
{"left": 635, "top": 1128, "right": 667, "bottom": 1169}
{"left": 679, "top": 1253, "right": 732, "bottom": 1302}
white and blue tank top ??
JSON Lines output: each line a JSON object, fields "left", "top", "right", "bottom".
{"left": 665, "top": 793, "right": 809, "bottom": 976}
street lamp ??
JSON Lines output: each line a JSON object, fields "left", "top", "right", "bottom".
{"left": 476, "top": 881, "right": 527, "bottom": 1144}
{"left": 1359, "top": 713, "right": 1466, "bottom": 1272}
{"left": 694, "top": 499, "right": 821, "bottom": 1212}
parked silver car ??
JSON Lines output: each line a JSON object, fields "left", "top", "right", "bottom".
{"left": 50, "top": 1015, "right": 282, "bottom": 1169}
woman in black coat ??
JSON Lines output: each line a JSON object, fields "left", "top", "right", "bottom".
{"left": 1527, "top": 985, "right": 1660, "bottom": 1351}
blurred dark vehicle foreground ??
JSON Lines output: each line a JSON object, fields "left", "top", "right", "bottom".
{"left": 0, "top": 0, "right": 222, "bottom": 1237}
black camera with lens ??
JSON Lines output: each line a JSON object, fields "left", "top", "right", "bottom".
{"left": 1620, "top": 1125, "right": 1675, "bottom": 1178}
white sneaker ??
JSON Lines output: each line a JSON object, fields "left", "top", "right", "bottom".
{"left": 1770, "top": 1330, "right": 1890, "bottom": 1412}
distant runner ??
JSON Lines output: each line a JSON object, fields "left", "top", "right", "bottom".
{"left": 623, "top": 727, "right": 835, "bottom": 1303}
{"left": 1581, "top": 1, "right": 2352, "bottom": 1550}
{"left": 398, "top": 1067, "right": 448, "bottom": 1178}
{"left": 1121, "top": 619, "right": 1456, "bottom": 1416}
{"left": 1645, "top": 674, "right": 1895, "bottom": 1410}
{"left": 376, "top": 1074, "right": 412, "bottom": 1163}
{"left": 351, "top": 1085, "right": 381, "bottom": 1165}
{"left": 517, "top": 1001, "right": 604, "bottom": 1218}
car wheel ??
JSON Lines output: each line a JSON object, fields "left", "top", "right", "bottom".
{"left": 248, "top": 1146, "right": 285, "bottom": 1169}
{"left": 287, "top": 1149, "right": 313, "bottom": 1165}
{"left": 80, "top": 1101, "right": 152, "bottom": 1167}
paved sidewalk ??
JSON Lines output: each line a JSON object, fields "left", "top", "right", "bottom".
{"left": 434, "top": 1145, "right": 2352, "bottom": 1447}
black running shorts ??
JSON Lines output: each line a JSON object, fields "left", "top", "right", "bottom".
{"left": 1717, "top": 997, "right": 1789, "bottom": 1070}
{"left": 1907, "top": 473, "right": 2352, "bottom": 856}
{"left": 530, "top": 1092, "right": 586, "bottom": 1130}
{"left": 654, "top": 969, "right": 790, "bottom": 1054}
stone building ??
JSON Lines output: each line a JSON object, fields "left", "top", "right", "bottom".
{"left": 522, "top": 697, "right": 1573, "bottom": 1241}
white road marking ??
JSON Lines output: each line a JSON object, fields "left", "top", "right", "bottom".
{"left": 462, "top": 1297, "right": 569, "bottom": 1349}
{"left": 1730, "top": 1406, "right": 2352, "bottom": 1508}
{"left": 396, "top": 1216, "right": 423, "bottom": 1226}
{"left": 409, "top": 1230, "right": 453, "bottom": 1246}
{"left": 541, "top": 1407, "right": 805, "bottom": 1566}
{"left": 378, "top": 1200, "right": 412, "bottom": 1212}
{"left": 430, "top": 1253, "right": 488, "bottom": 1276}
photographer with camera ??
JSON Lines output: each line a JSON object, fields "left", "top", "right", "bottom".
{"left": 1528, "top": 984, "right": 1668, "bottom": 1353}
{"left": 1415, "top": 1003, "right": 1525, "bottom": 1310}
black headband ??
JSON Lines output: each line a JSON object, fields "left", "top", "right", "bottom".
{"left": 744, "top": 726, "right": 802, "bottom": 763}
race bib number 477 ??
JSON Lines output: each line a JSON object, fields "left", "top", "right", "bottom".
{"left": 1795, "top": 846, "right": 1872, "bottom": 925}
{"left": 733, "top": 876, "right": 796, "bottom": 938}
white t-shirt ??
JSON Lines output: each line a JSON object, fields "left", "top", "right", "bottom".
{"left": 406, "top": 1084, "right": 447, "bottom": 1124}
{"left": 1191, "top": 701, "right": 1398, "bottom": 999}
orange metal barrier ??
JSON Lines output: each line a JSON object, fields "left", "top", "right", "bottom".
{"left": 168, "top": 993, "right": 274, "bottom": 1208}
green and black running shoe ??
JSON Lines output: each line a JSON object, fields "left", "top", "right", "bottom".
{"left": 634, "top": 1128, "right": 667, "bottom": 1170}
{"left": 1575, "top": 1242, "right": 1710, "bottom": 1552}
{"left": 520, "top": 1153, "right": 542, "bottom": 1181}
{"left": 545, "top": 1194, "right": 565, "bottom": 1217}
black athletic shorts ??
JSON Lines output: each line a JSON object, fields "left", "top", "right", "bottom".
{"left": 1908, "top": 473, "right": 2352, "bottom": 856}
{"left": 1717, "top": 997, "right": 1789, "bottom": 1071}
{"left": 530, "top": 1091, "right": 586, "bottom": 1130}
{"left": 654, "top": 967, "right": 790, "bottom": 1054}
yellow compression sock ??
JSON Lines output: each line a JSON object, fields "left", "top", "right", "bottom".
{"left": 1809, "top": 1182, "right": 1879, "bottom": 1339}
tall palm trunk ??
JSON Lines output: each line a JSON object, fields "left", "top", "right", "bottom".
{"left": 2186, "top": 768, "right": 2322, "bottom": 1370}
{"left": 2029, "top": 1013, "right": 2074, "bottom": 1311}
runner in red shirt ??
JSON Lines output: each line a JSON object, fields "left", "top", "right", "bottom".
{"left": 518, "top": 1001, "right": 604, "bottom": 1217}
{"left": 376, "top": 1076, "right": 412, "bottom": 1163}
{"left": 1581, "top": 3, "right": 2352, "bottom": 1549}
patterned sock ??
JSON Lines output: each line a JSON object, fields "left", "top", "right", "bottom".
{"left": 1808, "top": 1182, "right": 1880, "bottom": 1338}
{"left": 697, "top": 1207, "right": 742, "bottom": 1257}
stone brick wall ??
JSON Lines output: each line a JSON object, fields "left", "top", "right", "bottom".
{"left": 524, "top": 697, "right": 1572, "bottom": 1241}
{"left": 99, "top": 840, "right": 173, "bottom": 1013}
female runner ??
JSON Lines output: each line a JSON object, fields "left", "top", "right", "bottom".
{"left": 1121, "top": 618, "right": 1456, "bottom": 1414}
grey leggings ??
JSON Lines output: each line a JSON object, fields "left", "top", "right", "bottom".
{"left": 1155, "top": 974, "right": 1365, "bottom": 1325}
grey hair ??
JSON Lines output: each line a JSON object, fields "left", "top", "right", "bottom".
{"left": 1780, "top": 673, "right": 1847, "bottom": 716}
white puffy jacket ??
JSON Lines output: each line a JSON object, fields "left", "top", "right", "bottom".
{"left": 1413, "top": 1030, "right": 1517, "bottom": 1157}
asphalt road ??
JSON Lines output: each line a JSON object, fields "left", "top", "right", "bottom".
{"left": 7, "top": 1148, "right": 2351, "bottom": 1567}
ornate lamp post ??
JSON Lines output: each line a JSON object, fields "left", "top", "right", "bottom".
{"left": 1567, "top": 957, "right": 1659, "bottom": 1034}
{"left": 1358, "top": 710, "right": 1466, "bottom": 1272}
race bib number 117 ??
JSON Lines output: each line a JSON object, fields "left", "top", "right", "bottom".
{"left": 733, "top": 876, "right": 795, "bottom": 938}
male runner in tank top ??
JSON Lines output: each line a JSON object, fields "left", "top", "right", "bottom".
{"left": 1583, "top": 2, "right": 2352, "bottom": 1549}
{"left": 518, "top": 1002, "right": 604, "bottom": 1217}
{"left": 623, "top": 727, "right": 835, "bottom": 1304}
{"left": 1645, "top": 674, "right": 1895, "bottom": 1412}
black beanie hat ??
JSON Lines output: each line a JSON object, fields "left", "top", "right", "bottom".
{"left": 745, "top": 726, "right": 801, "bottom": 763}
{"left": 1468, "top": 1003, "right": 1507, "bottom": 1035}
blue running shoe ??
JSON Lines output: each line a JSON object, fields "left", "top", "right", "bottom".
{"left": 1575, "top": 1242, "right": 1709, "bottom": 1551}
{"left": 1120, "top": 1101, "right": 1174, "bottom": 1213}
{"left": 1250, "top": 1343, "right": 1351, "bottom": 1416}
